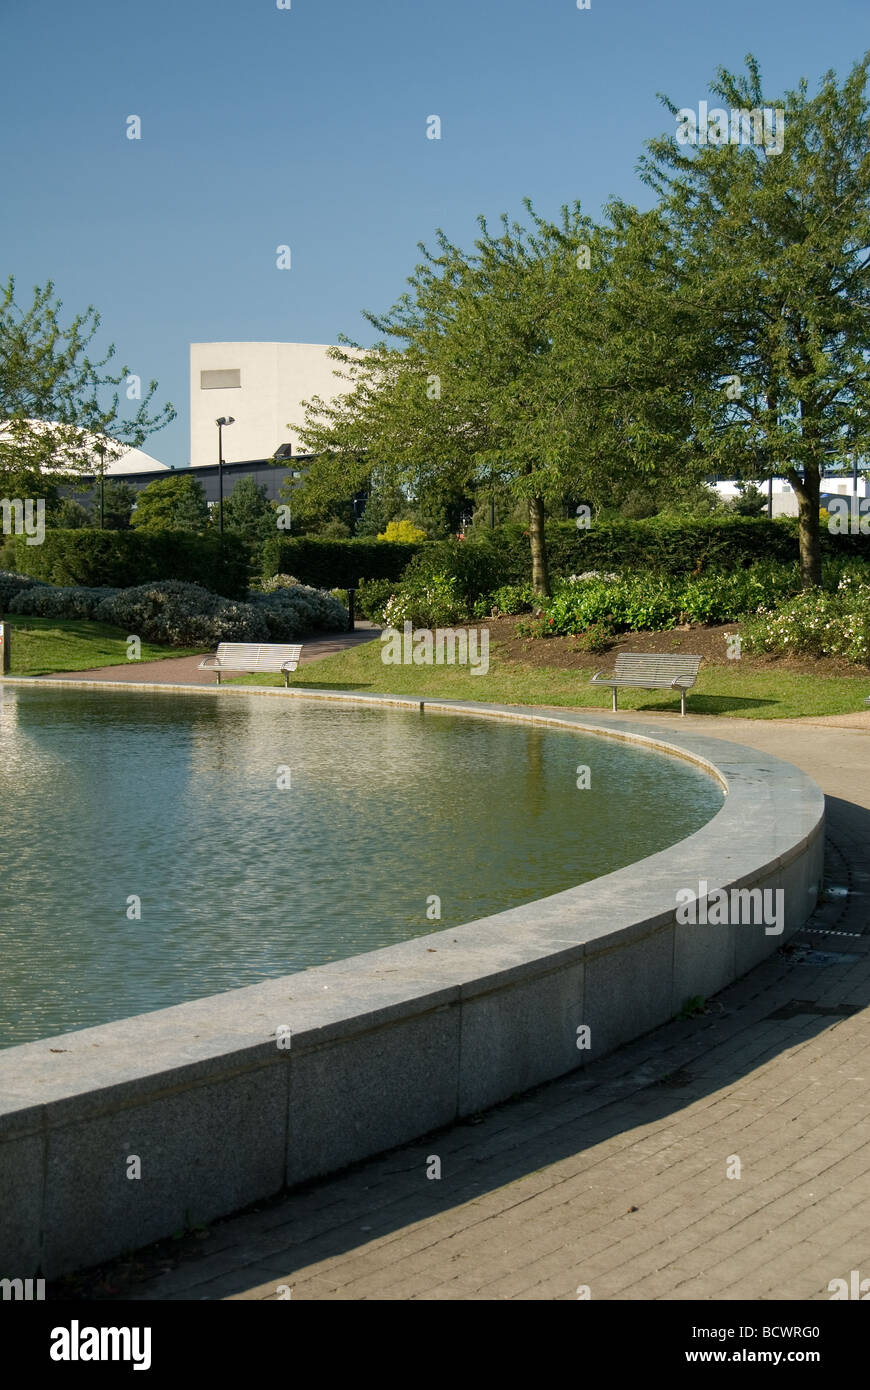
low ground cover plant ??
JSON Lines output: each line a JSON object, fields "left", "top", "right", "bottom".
{"left": 536, "top": 563, "right": 836, "bottom": 636}
{"left": 355, "top": 558, "right": 869, "bottom": 640}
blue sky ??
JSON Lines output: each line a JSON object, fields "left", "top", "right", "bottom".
{"left": 1, "top": 0, "right": 866, "bottom": 467}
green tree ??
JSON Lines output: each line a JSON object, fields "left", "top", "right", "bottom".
{"left": 0, "top": 277, "right": 174, "bottom": 501}
{"left": 101, "top": 480, "right": 137, "bottom": 530}
{"left": 317, "top": 517, "right": 352, "bottom": 537}
{"left": 221, "top": 475, "right": 277, "bottom": 544}
{"left": 639, "top": 53, "right": 870, "bottom": 586}
{"left": 728, "top": 481, "right": 768, "bottom": 516}
{"left": 51, "top": 498, "right": 91, "bottom": 528}
{"left": 131, "top": 474, "right": 209, "bottom": 532}
{"left": 288, "top": 207, "right": 586, "bottom": 594}
{"left": 291, "top": 201, "right": 704, "bottom": 594}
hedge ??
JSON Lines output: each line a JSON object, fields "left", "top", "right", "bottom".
{"left": 480, "top": 516, "right": 870, "bottom": 582}
{"left": 262, "top": 536, "right": 425, "bottom": 589}
{"left": 264, "top": 517, "right": 870, "bottom": 600}
{"left": 2, "top": 529, "right": 251, "bottom": 599}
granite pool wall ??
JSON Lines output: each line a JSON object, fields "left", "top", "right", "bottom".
{"left": 0, "top": 689, "right": 825, "bottom": 1279}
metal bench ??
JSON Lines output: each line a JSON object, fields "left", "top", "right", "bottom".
{"left": 198, "top": 642, "right": 303, "bottom": 686}
{"left": 591, "top": 652, "right": 703, "bottom": 716}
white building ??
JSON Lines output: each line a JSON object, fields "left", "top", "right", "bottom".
{"left": 0, "top": 420, "right": 168, "bottom": 475}
{"left": 189, "top": 342, "right": 356, "bottom": 469}
{"left": 713, "top": 476, "right": 869, "bottom": 517}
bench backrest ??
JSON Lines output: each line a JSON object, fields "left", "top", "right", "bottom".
{"left": 611, "top": 653, "right": 702, "bottom": 682}
{"left": 214, "top": 643, "right": 302, "bottom": 666}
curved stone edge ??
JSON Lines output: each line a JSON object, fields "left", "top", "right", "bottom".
{"left": 0, "top": 686, "right": 825, "bottom": 1279}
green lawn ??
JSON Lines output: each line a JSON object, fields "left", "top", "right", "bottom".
{"left": 4, "top": 616, "right": 205, "bottom": 677}
{"left": 228, "top": 635, "right": 870, "bottom": 720}
{"left": 4, "top": 616, "right": 868, "bottom": 717}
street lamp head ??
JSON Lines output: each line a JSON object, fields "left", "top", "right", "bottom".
{"left": 216, "top": 417, "right": 235, "bottom": 427}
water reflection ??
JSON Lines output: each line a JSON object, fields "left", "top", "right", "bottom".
{"left": 0, "top": 688, "right": 723, "bottom": 1046}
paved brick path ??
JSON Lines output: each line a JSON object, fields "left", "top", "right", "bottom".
{"left": 79, "top": 714, "right": 870, "bottom": 1301}
{"left": 34, "top": 624, "right": 380, "bottom": 684}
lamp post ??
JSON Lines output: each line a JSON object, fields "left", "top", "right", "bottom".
{"left": 216, "top": 417, "right": 234, "bottom": 534}
{"left": 286, "top": 468, "right": 301, "bottom": 533}
{"left": 97, "top": 444, "right": 106, "bottom": 528}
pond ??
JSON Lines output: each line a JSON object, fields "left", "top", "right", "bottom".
{"left": 0, "top": 687, "right": 724, "bottom": 1047}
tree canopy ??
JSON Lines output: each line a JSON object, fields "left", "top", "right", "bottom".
{"left": 0, "top": 277, "right": 174, "bottom": 503}
{"left": 130, "top": 474, "right": 209, "bottom": 532}
{"left": 288, "top": 52, "right": 870, "bottom": 591}
{"left": 639, "top": 52, "right": 870, "bottom": 585}
{"left": 221, "top": 475, "right": 277, "bottom": 544}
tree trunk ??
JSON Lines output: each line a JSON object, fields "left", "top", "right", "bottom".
{"left": 786, "top": 464, "right": 822, "bottom": 589}
{"left": 528, "top": 496, "right": 551, "bottom": 598}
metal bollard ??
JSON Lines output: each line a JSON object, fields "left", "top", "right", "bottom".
{"left": 347, "top": 588, "right": 356, "bottom": 632}
{"left": 0, "top": 621, "right": 9, "bottom": 675}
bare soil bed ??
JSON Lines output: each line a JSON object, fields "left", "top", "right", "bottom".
{"left": 486, "top": 616, "right": 867, "bottom": 678}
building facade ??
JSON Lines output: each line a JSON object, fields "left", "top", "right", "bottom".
{"left": 189, "top": 341, "right": 353, "bottom": 470}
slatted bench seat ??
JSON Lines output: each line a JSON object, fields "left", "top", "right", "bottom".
{"left": 591, "top": 652, "right": 703, "bottom": 716}
{"left": 198, "top": 643, "right": 303, "bottom": 686}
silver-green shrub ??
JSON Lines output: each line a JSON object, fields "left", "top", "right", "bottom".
{"left": 95, "top": 580, "right": 269, "bottom": 645}
{"left": 0, "top": 571, "right": 47, "bottom": 609}
{"left": 8, "top": 584, "right": 119, "bottom": 620}
{"left": 248, "top": 582, "right": 348, "bottom": 639}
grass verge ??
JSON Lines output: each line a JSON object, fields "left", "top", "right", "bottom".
{"left": 3, "top": 616, "right": 205, "bottom": 677}
{"left": 228, "top": 634, "right": 870, "bottom": 719}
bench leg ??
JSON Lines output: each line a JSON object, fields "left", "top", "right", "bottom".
{"left": 612, "top": 688, "right": 618, "bottom": 713}
{"left": 282, "top": 672, "right": 289, "bottom": 688}
{"left": 215, "top": 671, "right": 221, "bottom": 686}
{"left": 680, "top": 689, "right": 686, "bottom": 716}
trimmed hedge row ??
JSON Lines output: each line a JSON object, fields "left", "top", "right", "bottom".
{"left": 534, "top": 516, "right": 870, "bottom": 577}
{"left": 262, "top": 536, "right": 425, "bottom": 589}
{"left": 271, "top": 518, "right": 869, "bottom": 599}
{"left": 7, "top": 518, "right": 865, "bottom": 613}
{"left": 2, "top": 528, "right": 251, "bottom": 599}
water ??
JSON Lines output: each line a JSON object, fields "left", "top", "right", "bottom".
{"left": 0, "top": 688, "right": 723, "bottom": 1047}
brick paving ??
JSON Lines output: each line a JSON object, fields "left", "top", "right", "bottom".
{"left": 83, "top": 714, "right": 870, "bottom": 1301}
{"left": 33, "top": 623, "right": 380, "bottom": 684}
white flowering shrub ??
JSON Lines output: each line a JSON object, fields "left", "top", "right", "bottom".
{"left": 379, "top": 574, "right": 465, "bottom": 627}
{"left": 0, "top": 571, "right": 47, "bottom": 608}
{"left": 741, "top": 575, "right": 870, "bottom": 665}
{"left": 95, "top": 580, "right": 270, "bottom": 645}
{"left": 248, "top": 582, "right": 347, "bottom": 638}
{"left": 8, "top": 584, "right": 119, "bottom": 620}
{"left": 567, "top": 571, "right": 620, "bottom": 583}
{"left": 259, "top": 573, "right": 302, "bottom": 592}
